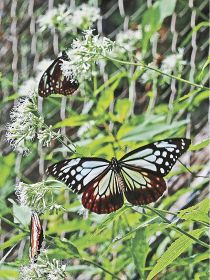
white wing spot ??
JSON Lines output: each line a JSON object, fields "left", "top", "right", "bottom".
{"left": 165, "top": 161, "right": 169, "bottom": 166}
{"left": 76, "top": 166, "right": 82, "bottom": 172}
{"left": 154, "top": 151, "right": 160, "bottom": 156}
{"left": 63, "top": 167, "right": 70, "bottom": 173}
{"left": 162, "top": 151, "right": 167, "bottom": 157}
{"left": 176, "top": 149, "right": 180, "bottom": 153}
{"left": 156, "top": 158, "right": 163, "bottom": 164}
{"left": 170, "top": 154, "right": 173, "bottom": 158}
{"left": 160, "top": 168, "right": 165, "bottom": 174}
{"left": 145, "top": 155, "right": 156, "bottom": 162}
{"left": 71, "top": 170, "right": 76, "bottom": 176}
{"left": 76, "top": 174, "right": 82, "bottom": 181}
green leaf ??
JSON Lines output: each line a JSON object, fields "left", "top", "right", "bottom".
{"left": 0, "top": 232, "right": 27, "bottom": 250}
{"left": 198, "top": 55, "right": 210, "bottom": 80}
{"left": 147, "top": 228, "right": 205, "bottom": 280}
{"left": 54, "top": 114, "right": 90, "bottom": 128}
{"left": 158, "top": 0, "right": 177, "bottom": 22}
{"left": 8, "top": 199, "right": 31, "bottom": 227}
{"left": 95, "top": 79, "right": 119, "bottom": 116}
{"left": 120, "top": 120, "right": 188, "bottom": 141}
{"left": 115, "top": 99, "right": 131, "bottom": 122}
{"left": 53, "top": 237, "right": 80, "bottom": 257}
{"left": 190, "top": 138, "right": 210, "bottom": 151}
{"left": 141, "top": 0, "right": 176, "bottom": 53}
{"left": 131, "top": 227, "right": 150, "bottom": 279}
{"left": 178, "top": 198, "right": 210, "bottom": 223}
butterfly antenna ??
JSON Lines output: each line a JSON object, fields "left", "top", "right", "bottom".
{"left": 178, "top": 159, "right": 209, "bottom": 179}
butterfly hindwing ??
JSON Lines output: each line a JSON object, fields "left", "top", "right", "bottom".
{"left": 30, "top": 211, "right": 43, "bottom": 263}
{"left": 120, "top": 138, "right": 191, "bottom": 177}
{"left": 82, "top": 170, "right": 124, "bottom": 214}
{"left": 38, "top": 51, "right": 79, "bottom": 97}
{"left": 121, "top": 166, "right": 166, "bottom": 205}
{"left": 47, "top": 158, "right": 110, "bottom": 194}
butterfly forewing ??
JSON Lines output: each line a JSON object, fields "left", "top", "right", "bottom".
{"left": 47, "top": 158, "right": 110, "bottom": 194}
{"left": 38, "top": 51, "right": 79, "bottom": 97}
{"left": 120, "top": 138, "right": 191, "bottom": 177}
{"left": 30, "top": 211, "right": 43, "bottom": 263}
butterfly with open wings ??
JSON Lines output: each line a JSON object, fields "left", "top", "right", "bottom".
{"left": 38, "top": 51, "right": 79, "bottom": 97}
{"left": 47, "top": 138, "right": 191, "bottom": 214}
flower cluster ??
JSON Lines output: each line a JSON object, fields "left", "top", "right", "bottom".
{"left": 141, "top": 48, "right": 186, "bottom": 84}
{"left": 113, "top": 27, "right": 142, "bottom": 58}
{"left": 61, "top": 30, "right": 114, "bottom": 82}
{"left": 37, "top": 3, "right": 100, "bottom": 34}
{"left": 15, "top": 181, "right": 66, "bottom": 213}
{"left": 161, "top": 48, "right": 186, "bottom": 75}
{"left": 20, "top": 259, "right": 67, "bottom": 280}
{"left": 6, "top": 96, "right": 60, "bottom": 154}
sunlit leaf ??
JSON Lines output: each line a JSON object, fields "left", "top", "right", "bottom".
{"left": 147, "top": 228, "right": 205, "bottom": 280}
{"left": 178, "top": 198, "right": 210, "bottom": 223}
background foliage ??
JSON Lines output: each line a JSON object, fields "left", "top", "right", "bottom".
{"left": 0, "top": 0, "right": 209, "bottom": 279}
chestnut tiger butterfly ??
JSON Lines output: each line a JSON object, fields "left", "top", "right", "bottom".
{"left": 38, "top": 51, "right": 79, "bottom": 97}
{"left": 30, "top": 211, "right": 43, "bottom": 263}
{"left": 47, "top": 138, "right": 191, "bottom": 214}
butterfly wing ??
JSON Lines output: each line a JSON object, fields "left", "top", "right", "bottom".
{"left": 38, "top": 52, "right": 79, "bottom": 97}
{"left": 120, "top": 138, "right": 191, "bottom": 177}
{"left": 47, "top": 157, "right": 110, "bottom": 194}
{"left": 47, "top": 158, "right": 124, "bottom": 214}
{"left": 121, "top": 166, "right": 166, "bottom": 205}
{"left": 30, "top": 211, "right": 43, "bottom": 263}
{"left": 82, "top": 170, "right": 124, "bottom": 214}
{"left": 119, "top": 138, "right": 191, "bottom": 205}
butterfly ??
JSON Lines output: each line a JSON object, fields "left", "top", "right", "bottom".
{"left": 38, "top": 51, "right": 79, "bottom": 97}
{"left": 30, "top": 211, "right": 43, "bottom": 263}
{"left": 47, "top": 138, "right": 191, "bottom": 214}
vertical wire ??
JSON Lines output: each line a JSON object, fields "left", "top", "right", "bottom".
{"left": 167, "top": 12, "right": 177, "bottom": 123}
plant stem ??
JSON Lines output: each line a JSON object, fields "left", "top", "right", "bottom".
{"left": 101, "top": 54, "right": 210, "bottom": 90}
{"left": 82, "top": 258, "right": 121, "bottom": 280}
{"left": 143, "top": 205, "right": 209, "bottom": 249}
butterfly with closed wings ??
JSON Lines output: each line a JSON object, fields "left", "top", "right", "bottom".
{"left": 47, "top": 138, "right": 191, "bottom": 214}
{"left": 30, "top": 211, "right": 43, "bottom": 263}
{"left": 38, "top": 51, "right": 79, "bottom": 97}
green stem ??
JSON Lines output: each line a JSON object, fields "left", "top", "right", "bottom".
{"left": 102, "top": 55, "right": 210, "bottom": 90}
{"left": 143, "top": 206, "right": 209, "bottom": 249}
{"left": 82, "top": 258, "right": 121, "bottom": 280}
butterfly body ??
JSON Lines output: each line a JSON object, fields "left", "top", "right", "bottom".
{"left": 38, "top": 51, "right": 79, "bottom": 97}
{"left": 47, "top": 138, "right": 191, "bottom": 214}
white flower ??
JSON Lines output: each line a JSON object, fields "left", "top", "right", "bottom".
{"left": 37, "top": 4, "right": 70, "bottom": 32}
{"left": 161, "top": 48, "right": 186, "bottom": 74}
{"left": 37, "top": 125, "right": 60, "bottom": 147}
{"left": 18, "top": 79, "right": 37, "bottom": 97}
{"left": 141, "top": 63, "right": 159, "bottom": 83}
{"left": 37, "top": 3, "right": 100, "bottom": 34}
{"left": 61, "top": 30, "right": 114, "bottom": 82}
{"left": 15, "top": 182, "right": 28, "bottom": 206}
{"left": 6, "top": 98, "right": 37, "bottom": 154}
{"left": 115, "top": 27, "right": 142, "bottom": 52}
{"left": 71, "top": 4, "right": 100, "bottom": 30}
